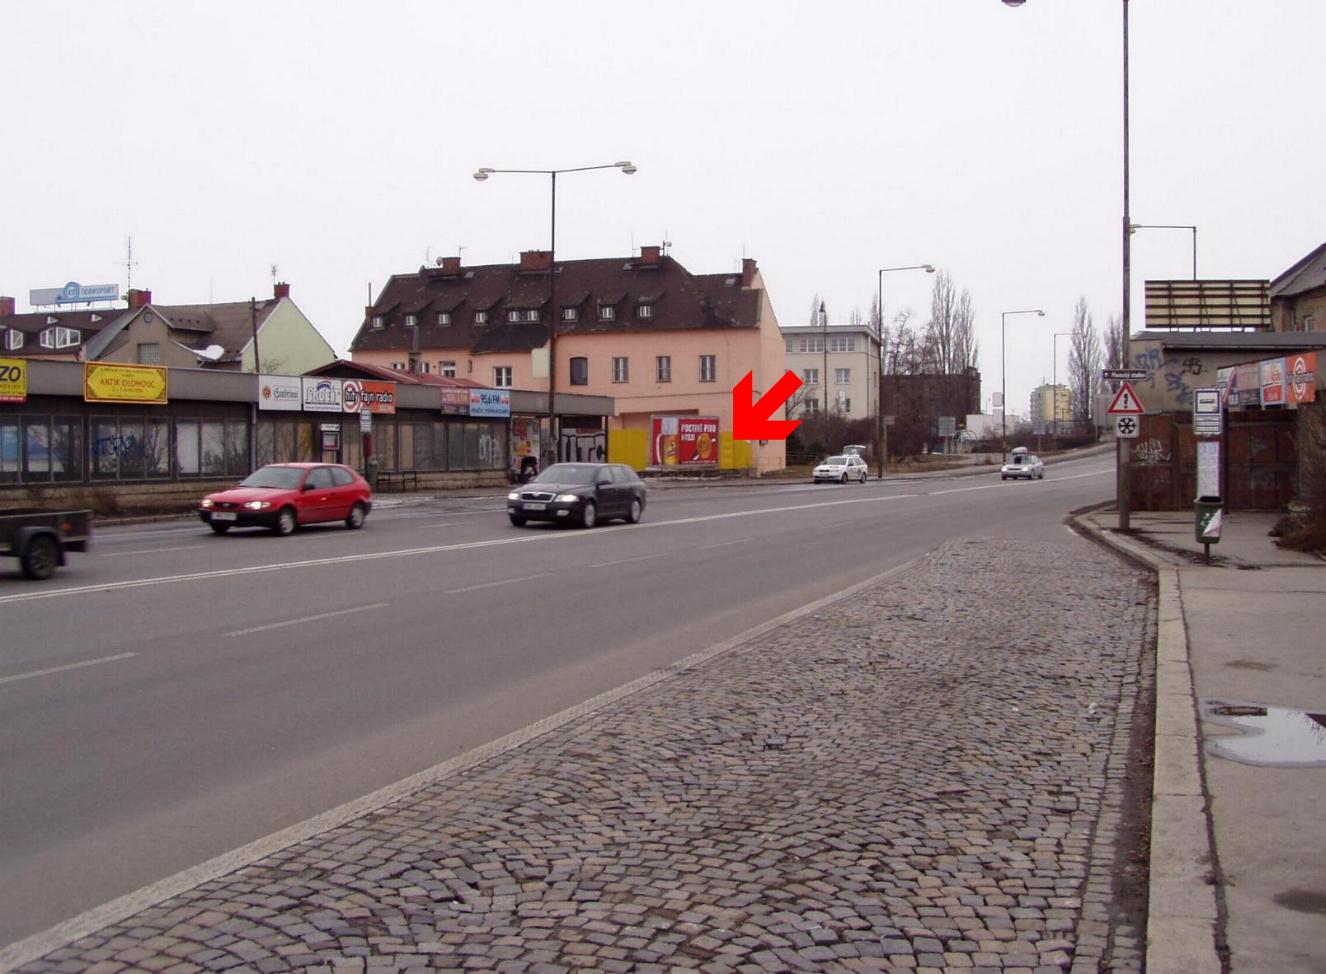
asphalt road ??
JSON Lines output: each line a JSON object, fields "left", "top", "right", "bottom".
{"left": 0, "top": 454, "right": 1115, "bottom": 949}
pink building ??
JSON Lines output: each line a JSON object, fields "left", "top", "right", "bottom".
{"left": 350, "top": 246, "right": 788, "bottom": 473}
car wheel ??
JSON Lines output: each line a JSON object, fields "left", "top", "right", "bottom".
{"left": 20, "top": 535, "right": 59, "bottom": 580}
{"left": 580, "top": 501, "right": 597, "bottom": 529}
{"left": 274, "top": 507, "right": 297, "bottom": 536}
{"left": 840, "top": 473, "right": 848, "bottom": 484}
{"left": 1001, "top": 475, "right": 1008, "bottom": 481}
{"left": 627, "top": 498, "right": 643, "bottom": 524}
{"left": 209, "top": 523, "right": 231, "bottom": 535}
{"left": 509, "top": 514, "right": 527, "bottom": 527}
{"left": 345, "top": 502, "right": 367, "bottom": 530}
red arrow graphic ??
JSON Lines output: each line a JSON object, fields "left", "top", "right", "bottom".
{"left": 732, "top": 370, "right": 803, "bottom": 441}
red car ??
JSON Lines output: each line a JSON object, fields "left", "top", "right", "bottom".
{"left": 199, "top": 463, "right": 373, "bottom": 535}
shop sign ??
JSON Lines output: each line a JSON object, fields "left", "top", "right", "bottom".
{"left": 1288, "top": 352, "right": 1317, "bottom": 405}
{"left": 341, "top": 378, "right": 397, "bottom": 414}
{"left": 0, "top": 357, "right": 27, "bottom": 403}
{"left": 301, "top": 376, "right": 343, "bottom": 413}
{"left": 258, "top": 374, "right": 302, "bottom": 411}
{"left": 651, "top": 415, "right": 719, "bottom": 465}
{"left": 440, "top": 387, "right": 470, "bottom": 415}
{"left": 84, "top": 362, "right": 168, "bottom": 404}
{"left": 469, "top": 388, "right": 511, "bottom": 418}
{"left": 1260, "top": 358, "right": 1286, "bottom": 406}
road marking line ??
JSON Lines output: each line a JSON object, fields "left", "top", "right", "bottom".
{"left": 591, "top": 552, "right": 668, "bottom": 568}
{"left": 700, "top": 537, "right": 753, "bottom": 550}
{"left": 445, "top": 572, "right": 553, "bottom": 594}
{"left": 99, "top": 545, "right": 205, "bottom": 557}
{"left": 0, "top": 653, "right": 138, "bottom": 687}
{"left": 225, "top": 603, "right": 392, "bottom": 638}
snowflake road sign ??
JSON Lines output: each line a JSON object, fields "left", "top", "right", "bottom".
{"left": 1115, "top": 415, "right": 1139, "bottom": 438}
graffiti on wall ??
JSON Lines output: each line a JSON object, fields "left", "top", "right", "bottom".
{"left": 1135, "top": 438, "right": 1171, "bottom": 466}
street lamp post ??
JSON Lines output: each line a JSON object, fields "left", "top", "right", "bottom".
{"left": 473, "top": 161, "right": 636, "bottom": 469}
{"left": 1130, "top": 223, "right": 1197, "bottom": 280}
{"left": 876, "top": 264, "right": 935, "bottom": 478}
{"left": 1052, "top": 331, "right": 1072, "bottom": 436}
{"left": 1000, "top": 309, "right": 1045, "bottom": 459}
{"left": 820, "top": 300, "right": 828, "bottom": 418}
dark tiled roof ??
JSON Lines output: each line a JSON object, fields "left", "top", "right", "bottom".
{"left": 157, "top": 299, "right": 281, "bottom": 354}
{"left": 1270, "top": 242, "right": 1326, "bottom": 299}
{"left": 350, "top": 254, "right": 761, "bottom": 355}
{"left": 0, "top": 308, "right": 125, "bottom": 355}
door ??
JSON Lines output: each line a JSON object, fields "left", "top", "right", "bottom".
{"left": 302, "top": 465, "right": 338, "bottom": 522}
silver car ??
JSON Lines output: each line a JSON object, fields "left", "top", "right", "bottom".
{"left": 1001, "top": 449, "right": 1045, "bottom": 480}
{"left": 813, "top": 454, "right": 869, "bottom": 484}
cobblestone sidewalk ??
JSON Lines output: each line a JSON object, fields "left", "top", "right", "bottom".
{"left": 15, "top": 537, "right": 1155, "bottom": 974}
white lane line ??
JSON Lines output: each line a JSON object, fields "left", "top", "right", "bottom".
{"left": 225, "top": 603, "right": 391, "bottom": 638}
{"left": 0, "top": 653, "right": 138, "bottom": 687}
{"left": 590, "top": 552, "right": 668, "bottom": 568}
{"left": 700, "top": 537, "right": 753, "bottom": 550}
{"left": 0, "top": 491, "right": 924, "bottom": 606}
{"left": 445, "top": 572, "right": 552, "bottom": 594}
{"left": 99, "top": 545, "right": 205, "bottom": 557}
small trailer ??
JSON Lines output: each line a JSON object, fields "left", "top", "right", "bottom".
{"left": 0, "top": 509, "right": 93, "bottom": 580}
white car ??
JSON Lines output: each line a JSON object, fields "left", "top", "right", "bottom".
{"left": 813, "top": 454, "right": 869, "bottom": 484}
{"left": 1001, "top": 449, "right": 1045, "bottom": 480}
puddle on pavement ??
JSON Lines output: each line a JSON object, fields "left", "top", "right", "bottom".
{"left": 1201, "top": 699, "right": 1326, "bottom": 767}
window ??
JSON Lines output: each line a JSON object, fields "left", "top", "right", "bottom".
{"left": 1305, "top": 314, "right": 1316, "bottom": 332}
{"left": 656, "top": 355, "right": 671, "bottom": 383}
{"left": 638, "top": 304, "right": 653, "bottom": 319}
{"left": 420, "top": 361, "right": 430, "bottom": 373}
{"left": 306, "top": 466, "right": 335, "bottom": 489}
{"left": 4, "top": 329, "right": 22, "bottom": 351}
{"left": 798, "top": 336, "right": 824, "bottom": 353}
{"left": 330, "top": 467, "right": 355, "bottom": 487}
{"left": 802, "top": 368, "right": 819, "bottom": 386}
{"left": 39, "top": 326, "right": 81, "bottom": 349}
{"left": 785, "top": 338, "right": 796, "bottom": 353}
{"left": 836, "top": 368, "right": 851, "bottom": 384}
{"left": 175, "top": 419, "right": 248, "bottom": 478}
{"left": 699, "top": 354, "right": 717, "bottom": 383}
{"left": 439, "top": 360, "right": 456, "bottom": 378}
{"left": 612, "top": 357, "right": 629, "bottom": 383}
{"left": 137, "top": 342, "right": 160, "bottom": 364}
{"left": 494, "top": 366, "right": 512, "bottom": 388}
{"left": 525, "top": 309, "right": 540, "bottom": 322}
{"left": 438, "top": 312, "right": 451, "bottom": 326}
{"left": 804, "top": 398, "right": 819, "bottom": 414}
{"left": 405, "top": 314, "right": 417, "bottom": 329}
{"left": 829, "top": 336, "right": 856, "bottom": 353}
{"left": 508, "top": 309, "right": 522, "bottom": 323}
{"left": 598, "top": 304, "right": 615, "bottom": 321}
{"left": 371, "top": 316, "right": 384, "bottom": 330}
{"left": 390, "top": 361, "right": 405, "bottom": 370}
{"left": 570, "top": 357, "right": 589, "bottom": 386}
{"left": 563, "top": 307, "right": 578, "bottom": 322}
{"left": 474, "top": 310, "right": 487, "bottom": 325}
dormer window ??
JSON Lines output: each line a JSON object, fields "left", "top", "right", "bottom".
{"left": 438, "top": 312, "right": 451, "bottom": 326}
{"left": 508, "top": 309, "right": 522, "bottom": 323}
{"left": 638, "top": 304, "right": 653, "bottom": 319}
{"left": 598, "top": 304, "right": 616, "bottom": 322}
{"left": 4, "top": 329, "right": 23, "bottom": 351}
{"left": 405, "top": 314, "right": 417, "bottom": 329}
{"left": 525, "top": 309, "right": 540, "bottom": 322}
{"left": 39, "top": 326, "right": 81, "bottom": 349}
{"left": 475, "top": 310, "right": 488, "bottom": 325}
{"left": 371, "top": 316, "right": 384, "bottom": 330}
{"left": 562, "top": 307, "right": 578, "bottom": 322}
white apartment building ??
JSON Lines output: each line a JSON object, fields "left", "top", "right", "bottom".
{"left": 781, "top": 323, "right": 881, "bottom": 420}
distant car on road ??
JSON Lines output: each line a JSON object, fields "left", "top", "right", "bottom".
{"left": 199, "top": 463, "right": 373, "bottom": 535}
{"left": 813, "top": 454, "right": 869, "bottom": 484}
{"left": 1001, "top": 448, "right": 1045, "bottom": 481}
{"left": 507, "top": 462, "right": 646, "bottom": 528}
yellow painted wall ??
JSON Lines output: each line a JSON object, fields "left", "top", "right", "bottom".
{"left": 609, "top": 428, "right": 750, "bottom": 471}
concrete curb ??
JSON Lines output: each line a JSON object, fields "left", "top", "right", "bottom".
{"left": 1072, "top": 515, "right": 1223, "bottom": 974}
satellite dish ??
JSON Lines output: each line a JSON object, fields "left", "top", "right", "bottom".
{"left": 195, "top": 344, "right": 226, "bottom": 361}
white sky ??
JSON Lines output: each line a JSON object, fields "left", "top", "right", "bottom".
{"left": 6, "top": 1, "right": 1322, "bottom": 416}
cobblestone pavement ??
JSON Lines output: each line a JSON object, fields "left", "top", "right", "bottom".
{"left": 15, "top": 537, "right": 1156, "bottom": 974}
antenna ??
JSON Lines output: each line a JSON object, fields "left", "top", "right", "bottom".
{"left": 270, "top": 264, "right": 278, "bottom": 288}
{"left": 119, "top": 236, "right": 139, "bottom": 290}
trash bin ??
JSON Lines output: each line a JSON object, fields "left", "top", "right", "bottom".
{"left": 1194, "top": 495, "right": 1222, "bottom": 543}
{"left": 365, "top": 457, "right": 380, "bottom": 491}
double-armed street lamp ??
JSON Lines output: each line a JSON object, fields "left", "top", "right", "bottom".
{"left": 1000, "top": 308, "right": 1045, "bottom": 458}
{"left": 473, "top": 161, "right": 637, "bottom": 469}
{"left": 875, "top": 264, "right": 935, "bottom": 477}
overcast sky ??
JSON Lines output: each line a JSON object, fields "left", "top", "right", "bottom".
{"left": 7, "top": 1, "right": 1323, "bottom": 416}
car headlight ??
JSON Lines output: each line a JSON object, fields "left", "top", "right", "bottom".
{"left": 243, "top": 500, "right": 272, "bottom": 510}
{"left": 507, "top": 491, "right": 521, "bottom": 501}
{"left": 201, "top": 498, "right": 214, "bottom": 509}
{"left": 555, "top": 493, "right": 580, "bottom": 503}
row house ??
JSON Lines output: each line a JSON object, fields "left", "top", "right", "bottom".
{"left": 349, "top": 246, "right": 787, "bottom": 473}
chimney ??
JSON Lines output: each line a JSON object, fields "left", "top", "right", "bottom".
{"left": 127, "top": 288, "right": 153, "bottom": 308}
{"left": 274, "top": 281, "right": 291, "bottom": 300}
{"left": 640, "top": 245, "right": 661, "bottom": 265}
{"left": 519, "top": 250, "right": 552, "bottom": 273}
{"left": 440, "top": 256, "right": 462, "bottom": 274}
{"left": 0, "top": 296, "right": 14, "bottom": 317}
{"left": 741, "top": 259, "right": 757, "bottom": 288}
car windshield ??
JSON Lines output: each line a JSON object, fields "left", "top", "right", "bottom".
{"left": 239, "top": 466, "right": 304, "bottom": 489}
{"left": 823, "top": 456, "right": 847, "bottom": 465}
{"left": 532, "top": 463, "right": 598, "bottom": 485}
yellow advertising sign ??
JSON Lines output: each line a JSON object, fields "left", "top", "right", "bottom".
{"left": 84, "top": 362, "right": 169, "bottom": 404}
{"left": 0, "top": 357, "right": 27, "bottom": 403}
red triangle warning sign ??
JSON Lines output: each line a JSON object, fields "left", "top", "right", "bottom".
{"left": 1107, "top": 381, "right": 1145, "bottom": 415}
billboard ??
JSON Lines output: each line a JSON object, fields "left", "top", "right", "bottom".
{"left": 1260, "top": 358, "right": 1286, "bottom": 406}
{"left": 301, "top": 376, "right": 343, "bottom": 413}
{"left": 650, "top": 416, "right": 719, "bottom": 465}
{"left": 342, "top": 379, "right": 397, "bottom": 414}
{"left": 1287, "top": 352, "right": 1317, "bottom": 405}
{"left": 30, "top": 281, "right": 121, "bottom": 306}
{"left": 440, "top": 387, "right": 470, "bottom": 415}
{"left": 469, "top": 388, "right": 511, "bottom": 418}
{"left": 84, "top": 362, "right": 168, "bottom": 404}
{"left": 258, "top": 374, "right": 302, "bottom": 411}
{"left": 0, "top": 357, "right": 27, "bottom": 403}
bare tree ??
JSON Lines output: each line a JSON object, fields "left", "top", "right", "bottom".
{"left": 1103, "top": 313, "right": 1126, "bottom": 371}
{"left": 923, "top": 271, "right": 979, "bottom": 375}
{"left": 808, "top": 294, "right": 825, "bottom": 327}
{"left": 1069, "top": 297, "right": 1103, "bottom": 426}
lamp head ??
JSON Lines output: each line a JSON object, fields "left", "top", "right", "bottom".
{"left": 1002, "top": 0, "right": 1027, "bottom": 6}
{"left": 473, "top": 168, "right": 493, "bottom": 182}
{"left": 616, "top": 161, "right": 638, "bottom": 174}
{"left": 1037, "top": 310, "right": 1045, "bottom": 316}
{"left": 923, "top": 265, "right": 936, "bottom": 273}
